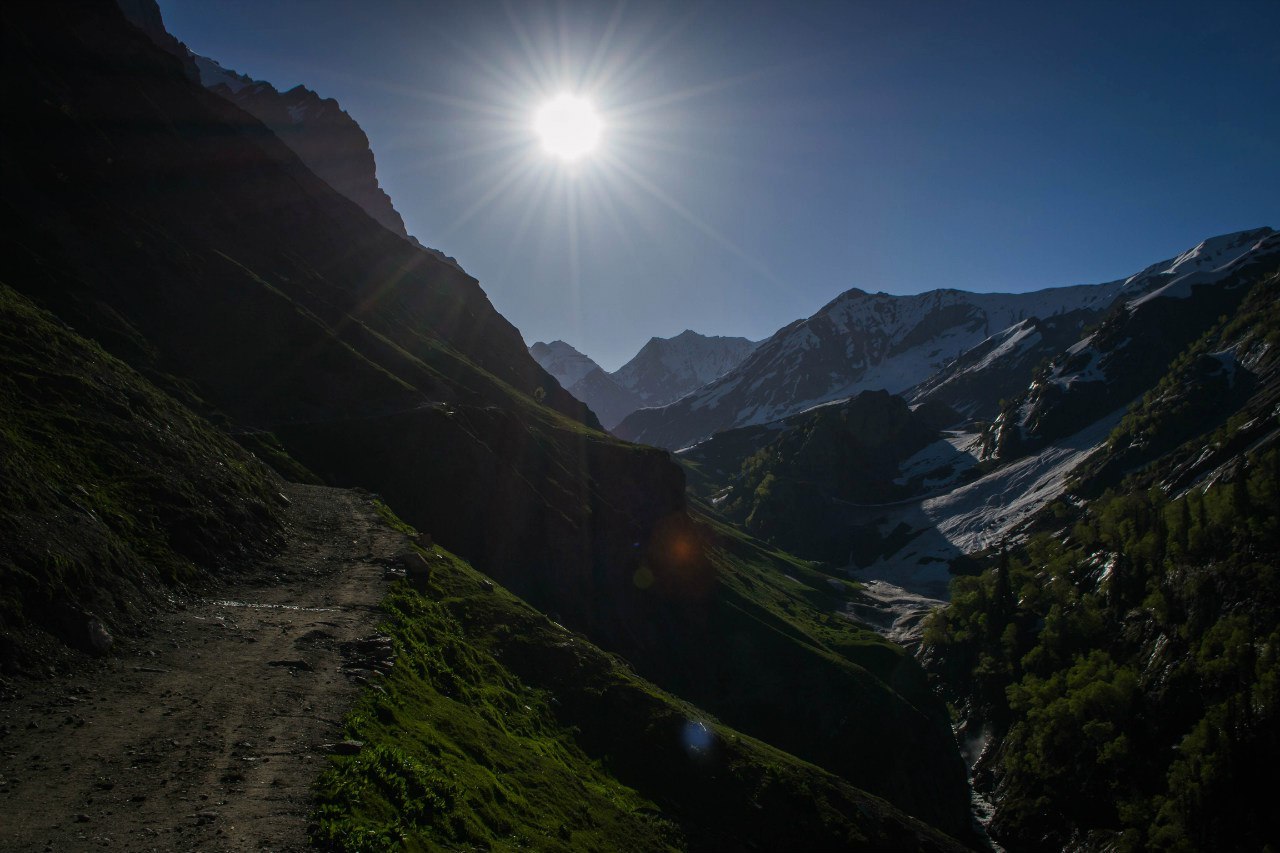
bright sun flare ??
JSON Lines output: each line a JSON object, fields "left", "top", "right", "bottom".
{"left": 534, "top": 94, "right": 602, "bottom": 161}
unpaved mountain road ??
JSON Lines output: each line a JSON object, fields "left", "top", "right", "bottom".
{"left": 0, "top": 484, "right": 405, "bottom": 852}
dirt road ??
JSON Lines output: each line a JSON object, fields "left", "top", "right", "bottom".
{"left": 0, "top": 484, "right": 404, "bottom": 852}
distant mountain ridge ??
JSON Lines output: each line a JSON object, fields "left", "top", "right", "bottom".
{"left": 613, "top": 329, "right": 760, "bottom": 407}
{"left": 616, "top": 229, "right": 1277, "bottom": 450}
{"left": 529, "top": 331, "right": 758, "bottom": 429}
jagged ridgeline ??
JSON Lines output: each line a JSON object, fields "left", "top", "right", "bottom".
{"left": 1, "top": 1, "right": 974, "bottom": 844}
{"left": 922, "top": 271, "right": 1280, "bottom": 851}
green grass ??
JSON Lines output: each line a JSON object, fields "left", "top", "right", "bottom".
{"left": 699, "top": 513, "right": 923, "bottom": 689}
{"left": 314, "top": 575, "right": 680, "bottom": 852}
{"left": 313, "top": 513, "right": 965, "bottom": 852}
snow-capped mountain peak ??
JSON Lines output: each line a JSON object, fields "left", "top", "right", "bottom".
{"left": 1125, "top": 227, "right": 1277, "bottom": 308}
{"left": 612, "top": 330, "right": 759, "bottom": 407}
{"left": 615, "top": 228, "right": 1277, "bottom": 450}
{"left": 191, "top": 54, "right": 256, "bottom": 94}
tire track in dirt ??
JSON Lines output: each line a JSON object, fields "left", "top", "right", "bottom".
{"left": 0, "top": 484, "right": 406, "bottom": 852}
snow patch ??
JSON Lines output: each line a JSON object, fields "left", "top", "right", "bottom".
{"left": 191, "top": 54, "right": 256, "bottom": 94}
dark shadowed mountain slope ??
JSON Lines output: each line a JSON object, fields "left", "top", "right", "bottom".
{"left": 113, "top": 0, "right": 200, "bottom": 80}
{"left": 565, "top": 366, "right": 642, "bottom": 428}
{"left": 0, "top": 282, "right": 284, "bottom": 671}
{"left": 1, "top": 3, "right": 973, "bottom": 836}
{"left": 190, "top": 53, "right": 412, "bottom": 243}
{"left": 2, "top": 0, "right": 687, "bottom": 644}
{"left": 680, "top": 391, "right": 957, "bottom": 566}
{"left": 0, "top": 287, "right": 963, "bottom": 852}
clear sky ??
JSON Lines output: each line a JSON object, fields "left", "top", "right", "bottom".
{"left": 161, "top": 0, "right": 1279, "bottom": 371}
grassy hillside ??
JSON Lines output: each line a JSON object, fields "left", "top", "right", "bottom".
{"left": 0, "top": 282, "right": 283, "bottom": 670}
{"left": 313, "top": 510, "right": 967, "bottom": 852}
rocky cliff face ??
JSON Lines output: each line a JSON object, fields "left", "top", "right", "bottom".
{"left": 191, "top": 54, "right": 413, "bottom": 242}
{"left": 113, "top": 0, "right": 200, "bottom": 80}
{"left": 117, "top": 0, "right": 463, "bottom": 264}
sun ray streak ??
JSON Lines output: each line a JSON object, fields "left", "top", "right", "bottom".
{"left": 438, "top": 155, "right": 542, "bottom": 238}
{"left": 602, "top": 151, "right": 784, "bottom": 287}
{"left": 583, "top": 1, "right": 628, "bottom": 90}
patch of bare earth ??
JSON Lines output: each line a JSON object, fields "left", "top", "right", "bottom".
{"left": 0, "top": 483, "right": 406, "bottom": 852}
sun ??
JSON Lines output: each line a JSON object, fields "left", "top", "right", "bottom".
{"left": 534, "top": 94, "right": 602, "bottom": 161}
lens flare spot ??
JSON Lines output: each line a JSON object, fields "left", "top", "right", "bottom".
{"left": 681, "top": 719, "right": 714, "bottom": 757}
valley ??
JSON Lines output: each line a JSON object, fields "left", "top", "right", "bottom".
{"left": 2, "top": 2, "right": 1276, "bottom": 851}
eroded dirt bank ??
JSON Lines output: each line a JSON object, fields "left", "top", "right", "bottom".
{"left": 0, "top": 484, "right": 403, "bottom": 852}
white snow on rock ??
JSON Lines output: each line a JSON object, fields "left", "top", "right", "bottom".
{"left": 191, "top": 53, "right": 256, "bottom": 94}
{"left": 923, "top": 406, "right": 1126, "bottom": 554}
{"left": 849, "top": 407, "right": 1127, "bottom": 600}
{"left": 842, "top": 580, "right": 946, "bottom": 651}
{"left": 612, "top": 330, "right": 759, "bottom": 408}
{"left": 1126, "top": 229, "right": 1279, "bottom": 309}
{"left": 969, "top": 320, "right": 1043, "bottom": 374}
{"left": 894, "top": 430, "right": 983, "bottom": 490}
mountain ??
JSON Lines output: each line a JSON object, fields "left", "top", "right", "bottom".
{"left": 922, "top": 268, "right": 1280, "bottom": 850}
{"left": 530, "top": 331, "right": 758, "bottom": 430}
{"left": 665, "top": 233, "right": 1280, "bottom": 847}
{"left": 613, "top": 329, "right": 760, "bottom": 408}
{"left": 116, "top": 0, "right": 464, "bottom": 271}
{"left": 190, "top": 54, "right": 413, "bottom": 243}
{"left": 920, "top": 227, "right": 1277, "bottom": 430}
{"left": 113, "top": 0, "right": 200, "bottom": 80}
{"left": 528, "top": 339, "right": 605, "bottom": 389}
{"left": 683, "top": 390, "right": 952, "bottom": 564}
{"left": 2, "top": 2, "right": 974, "bottom": 840}
{"left": 528, "top": 340, "right": 641, "bottom": 428}
{"left": 673, "top": 229, "right": 1278, "bottom": 598}
{"left": 616, "top": 230, "right": 1276, "bottom": 450}
{"left": 985, "top": 228, "right": 1279, "bottom": 461}
{"left": 563, "top": 366, "right": 641, "bottom": 429}
{"left": 0, "top": 282, "right": 284, "bottom": 668}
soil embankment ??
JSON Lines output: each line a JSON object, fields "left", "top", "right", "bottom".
{"left": 0, "top": 484, "right": 401, "bottom": 852}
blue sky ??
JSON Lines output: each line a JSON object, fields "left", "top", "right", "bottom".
{"left": 162, "top": 0, "right": 1279, "bottom": 370}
